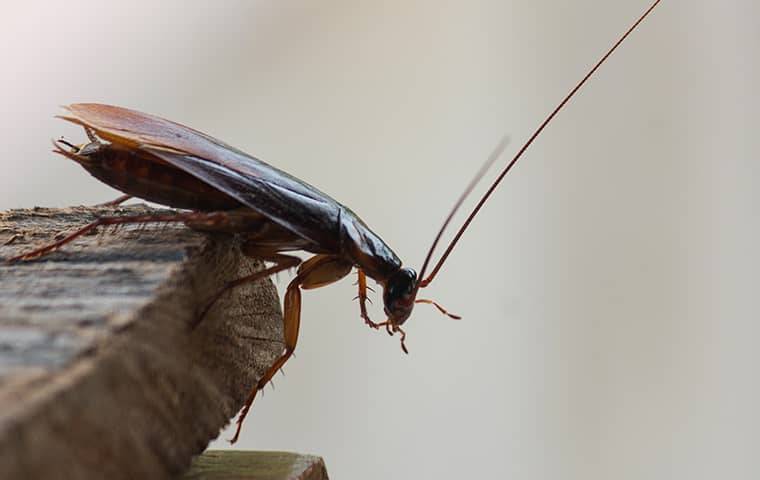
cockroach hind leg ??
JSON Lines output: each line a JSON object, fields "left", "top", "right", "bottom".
{"left": 7, "top": 211, "right": 227, "bottom": 264}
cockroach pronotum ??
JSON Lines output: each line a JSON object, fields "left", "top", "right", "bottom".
{"left": 7, "top": 1, "right": 661, "bottom": 443}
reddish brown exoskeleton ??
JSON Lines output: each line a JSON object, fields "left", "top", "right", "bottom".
{"left": 7, "top": 0, "right": 661, "bottom": 443}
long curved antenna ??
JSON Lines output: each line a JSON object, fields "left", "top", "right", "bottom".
{"left": 418, "top": 0, "right": 662, "bottom": 288}
{"left": 415, "top": 136, "right": 510, "bottom": 289}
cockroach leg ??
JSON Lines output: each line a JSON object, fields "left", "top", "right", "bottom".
{"left": 357, "top": 269, "right": 380, "bottom": 329}
{"left": 396, "top": 326, "right": 408, "bottom": 354}
{"left": 415, "top": 299, "right": 462, "bottom": 320}
{"left": 196, "top": 249, "right": 354, "bottom": 330}
{"left": 95, "top": 194, "right": 132, "bottom": 207}
{"left": 5, "top": 211, "right": 228, "bottom": 263}
{"left": 374, "top": 321, "right": 409, "bottom": 353}
{"left": 388, "top": 324, "right": 408, "bottom": 353}
{"left": 230, "top": 253, "right": 352, "bottom": 444}
{"left": 193, "top": 252, "right": 302, "bottom": 329}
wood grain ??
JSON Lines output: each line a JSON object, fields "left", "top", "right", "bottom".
{"left": 0, "top": 205, "right": 284, "bottom": 480}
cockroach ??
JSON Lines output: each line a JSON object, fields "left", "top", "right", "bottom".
{"left": 7, "top": 0, "right": 661, "bottom": 443}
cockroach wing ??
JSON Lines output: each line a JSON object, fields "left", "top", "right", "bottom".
{"left": 60, "top": 103, "right": 343, "bottom": 248}
{"left": 144, "top": 147, "right": 342, "bottom": 250}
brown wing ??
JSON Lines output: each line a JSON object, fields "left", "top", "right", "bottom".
{"left": 62, "top": 104, "right": 249, "bottom": 165}
{"left": 59, "top": 103, "right": 346, "bottom": 249}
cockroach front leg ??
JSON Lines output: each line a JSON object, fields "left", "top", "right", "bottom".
{"left": 230, "top": 253, "right": 352, "bottom": 443}
{"left": 356, "top": 269, "right": 381, "bottom": 329}
{"left": 5, "top": 211, "right": 228, "bottom": 263}
{"left": 374, "top": 320, "right": 409, "bottom": 354}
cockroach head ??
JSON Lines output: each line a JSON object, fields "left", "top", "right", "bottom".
{"left": 382, "top": 267, "right": 418, "bottom": 325}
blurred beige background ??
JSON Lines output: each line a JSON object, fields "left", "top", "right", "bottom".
{"left": 2, "top": 1, "right": 759, "bottom": 479}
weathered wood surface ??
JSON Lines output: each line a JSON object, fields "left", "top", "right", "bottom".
{"left": 182, "top": 451, "right": 328, "bottom": 480}
{"left": 0, "top": 205, "right": 285, "bottom": 480}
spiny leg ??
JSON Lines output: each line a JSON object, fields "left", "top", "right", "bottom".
{"left": 230, "top": 279, "right": 300, "bottom": 444}
{"left": 356, "top": 269, "right": 380, "bottom": 329}
{"left": 229, "top": 254, "right": 352, "bottom": 444}
{"left": 6, "top": 211, "right": 228, "bottom": 263}
{"left": 193, "top": 251, "right": 302, "bottom": 329}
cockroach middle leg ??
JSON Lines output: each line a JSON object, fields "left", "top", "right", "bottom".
{"left": 193, "top": 251, "right": 302, "bottom": 329}
{"left": 229, "top": 253, "right": 353, "bottom": 443}
{"left": 5, "top": 211, "right": 228, "bottom": 263}
{"left": 195, "top": 250, "right": 351, "bottom": 329}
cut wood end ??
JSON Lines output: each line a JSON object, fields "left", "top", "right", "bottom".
{"left": 0, "top": 205, "right": 285, "bottom": 480}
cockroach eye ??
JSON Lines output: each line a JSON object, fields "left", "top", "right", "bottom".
{"left": 387, "top": 268, "right": 417, "bottom": 298}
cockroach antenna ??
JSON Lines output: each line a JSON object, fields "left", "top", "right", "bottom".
{"left": 416, "top": 0, "right": 663, "bottom": 290}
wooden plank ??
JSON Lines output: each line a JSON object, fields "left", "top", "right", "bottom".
{"left": 182, "top": 451, "right": 329, "bottom": 480}
{"left": 0, "top": 205, "right": 285, "bottom": 480}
